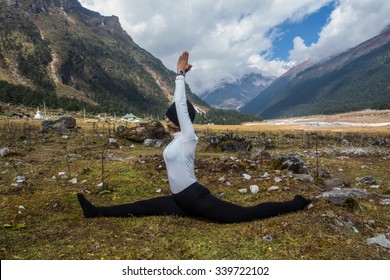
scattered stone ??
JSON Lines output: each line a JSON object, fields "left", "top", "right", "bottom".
{"left": 356, "top": 176, "right": 377, "bottom": 185}
{"left": 62, "top": 135, "right": 69, "bottom": 139}
{"left": 370, "top": 185, "right": 380, "bottom": 189}
{"left": 143, "top": 139, "right": 164, "bottom": 148}
{"left": 273, "top": 154, "right": 308, "bottom": 174}
{"left": 380, "top": 199, "right": 390, "bottom": 205}
{"left": 268, "top": 186, "right": 280, "bottom": 191}
{"left": 0, "top": 147, "right": 10, "bottom": 157}
{"left": 372, "top": 140, "right": 388, "bottom": 147}
{"left": 108, "top": 138, "right": 120, "bottom": 149}
{"left": 218, "top": 177, "right": 226, "bottom": 182}
{"left": 97, "top": 182, "right": 104, "bottom": 187}
{"left": 42, "top": 116, "right": 77, "bottom": 134}
{"left": 250, "top": 185, "right": 259, "bottom": 194}
{"left": 367, "top": 234, "right": 390, "bottom": 249}
{"left": 318, "top": 188, "right": 370, "bottom": 205}
{"left": 293, "top": 174, "right": 314, "bottom": 182}
{"left": 261, "top": 172, "right": 270, "bottom": 178}
{"left": 116, "top": 126, "right": 127, "bottom": 134}
{"left": 239, "top": 188, "right": 248, "bottom": 194}
{"left": 324, "top": 178, "right": 351, "bottom": 190}
{"left": 116, "top": 120, "right": 170, "bottom": 142}
{"left": 262, "top": 235, "right": 274, "bottom": 242}
{"left": 14, "top": 176, "right": 26, "bottom": 185}
{"left": 18, "top": 205, "right": 26, "bottom": 210}
{"left": 242, "top": 174, "right": 251, "bottom": 180}
{"left": 156, "top": 189, "right": 162, "bottom": 193}
{"left": 317, "top": 168, "right": 331, "bottom": 178}
{"left": 58, "top": 172, "right": 68, "bottom": 179}
{"left": 274, "top": 177, "right": 282, "bottom": 183}
{"left": 207, "top": 133, "right": 252, "bottom": 153}
{"left": 68, "top": 178, "right": 77, "bottom": 184}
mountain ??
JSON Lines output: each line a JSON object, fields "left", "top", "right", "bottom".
{"left": 0, "top": 0, "right": 206, "bottom": 117}
{"left": 201, "top": 73, "right": 274, "bottom": 110}
{"left": 241, "top": 26, "right": 390, "bottom": 119}
{"left": 240, "top": 61, "right": 313, "bottom": 115}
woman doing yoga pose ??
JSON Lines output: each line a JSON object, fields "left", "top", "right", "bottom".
{"left": 77, "top": 51, "right": 311, "bottom": 223}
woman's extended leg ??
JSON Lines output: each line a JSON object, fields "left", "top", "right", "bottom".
{"left": 77, "top": 193, "right": 187, "bottom": 218}
{"left": 173, "top": 183, "right": 311, "bottom": 223}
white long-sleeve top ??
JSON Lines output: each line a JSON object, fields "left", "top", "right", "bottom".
{"left": 163, "top": 75, "right": 198, "bottom": 194}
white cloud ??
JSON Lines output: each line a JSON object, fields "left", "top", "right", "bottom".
{"left": 79, "top": 0, "right": 390, "bottom": 95}
{"left": 289, "top": 0, "right": 390, "bottom": 62}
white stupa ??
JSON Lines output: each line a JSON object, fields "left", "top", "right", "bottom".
{"left": 34, "top": 110, "right": 44, "bottom": 120}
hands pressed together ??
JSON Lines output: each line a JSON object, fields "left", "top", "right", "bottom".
{"left": 177, "top": 51, "right": 192, "bottom": 74}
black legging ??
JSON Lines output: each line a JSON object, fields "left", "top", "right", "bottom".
{"left": 77, "top": 182, "right": 310, "bottom": 223}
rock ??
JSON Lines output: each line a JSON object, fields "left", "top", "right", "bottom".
{"left": 108, "top": 138, "right": 120, "bottom": 149}
{"left": 58, "top": 172, "right": 68, "bottom": 179}
{"left": 249, "top": 185, "right": 259, "bottom": 194}
{"left": 250, "top": 149, "right": 271, "bottom": 160}
{"left": 274, "top": 177, "right": 282, "bottom": 183}
{"left": 372, "top": 140, "right": 388, "bottom": 147}
{"left": 293, "top": 174, "right": 314, "bottom": 182}
{"left": 318, "top": 168, "right": 331, "bottom": 178}
{"left": 0, "top": 147, "right": 10, "bottom": 157}
{"left": 318, "top": 188, "right": 370, "bottom": 205}
{"left": 324, "top": 178, "right": 352, "bottom": 190}
{"left": 143, "top": 139, "right": 164, "bottom": 147}
{"left": 367, "top": 234, "right": 390, "bottom": 249}
{"left": 262, "top": 235, "right": 274, "bottom": 242}
{"left": 42, "top": 116, "right": 76, "bottom": 134}
{"left": 218, "top": 177, "right": 226, "bottom": 182}
{"left": 356, "top": 176, "right": 377, "bottom": 185}
{"left": 242, "top": 174, "right": 251, "bottom": 180}
{"left": 143, "top": 139, "right": 154, "bottom": 147}
{"left": 370, "top": 185, "right": 380, "bottom": 189}
{"left": 273, "top": 154, "right": 308, "bottom": 174}
{"left": 116, "top": 126, "right": 127, "bottom": 133}
{"left": 68, "top": 178, "right": 77, "bottom": 184}
{"left": 18, "top": 205, "right": 26, "bottom": 210}
{"left": 207, "top": 133, "right": 252, "bottom": 153}
{"left": 116, "top": 120, "right": 170, "bottom": 143}
{"left": 380, "top": 199, "right": 390, "bottom": 205}
{"left": 239, "top": 188, "right": 248, "bottom": 194}
{"left": 268, "top": 186, "right": 280, "bottom": 191}
{"left": 156, "top": 189, "right": 162, "bottom": 193}
{"left": 14, "top": 176, "right": 26, "bottom": 185}
{"left": 261, "top": 172, "right": 270, "bottom": 178}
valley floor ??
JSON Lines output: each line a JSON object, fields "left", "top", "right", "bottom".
{"left": 0, "top": 115, "right": 389, "bottom": 260}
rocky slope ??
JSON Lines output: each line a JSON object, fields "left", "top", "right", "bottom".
{"left": 0, "top": 0, "right": 205, "bottom": 116}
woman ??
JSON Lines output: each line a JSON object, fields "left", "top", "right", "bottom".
{"left": 77, "top": 51, "right": 311, "bottom": 223}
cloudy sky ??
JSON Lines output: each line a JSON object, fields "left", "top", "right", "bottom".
{"left": 79, "top": 0, "right": 390, "bottom": 95}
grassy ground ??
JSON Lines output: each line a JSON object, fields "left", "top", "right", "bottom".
{"left": 0, "top": 118, "right": 389, "bottom": 260}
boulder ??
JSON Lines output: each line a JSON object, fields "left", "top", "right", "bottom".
{"left": 42, "top": 116, "right": 76, "bottom": 134}
{"left": 323, "top": 178, "right": 352, "bottom": 190}
{"left": 273, "top": 154, "right": 308, "bottom": 174}
{"left": 116, "top": 120, "right": 170, "bottom": 143}
{"left": 318, "top": 188, "right": 370, "bottom": 205}
{"left": 207, "top": 133, "right": 252, "bottom": 153}
{"left": 356, "top": 176, "right": 377, "bottom": 185}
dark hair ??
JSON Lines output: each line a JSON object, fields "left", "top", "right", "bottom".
{"left": 165, "top": 101, "right": 196, "bottom": 129}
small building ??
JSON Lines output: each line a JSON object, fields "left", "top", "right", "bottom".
{"left": 121, "top": 113, "right": 142, "bottom": 122}
{"left": 34, "top": 110, "right": 44, "bottom": 120}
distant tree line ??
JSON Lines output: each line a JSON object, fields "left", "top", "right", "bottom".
{"left": 196, "top": 108, "right": 262, "bottom": 125}
{"left": 0, "top": 80, "right": 100, "bottom": 113}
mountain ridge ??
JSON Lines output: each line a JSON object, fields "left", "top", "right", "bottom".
{"left": 241, "top": 27, "right": 390, "bottom": 119}
{"left": 0, "top": 0, "right": 207, "bottom": 116}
